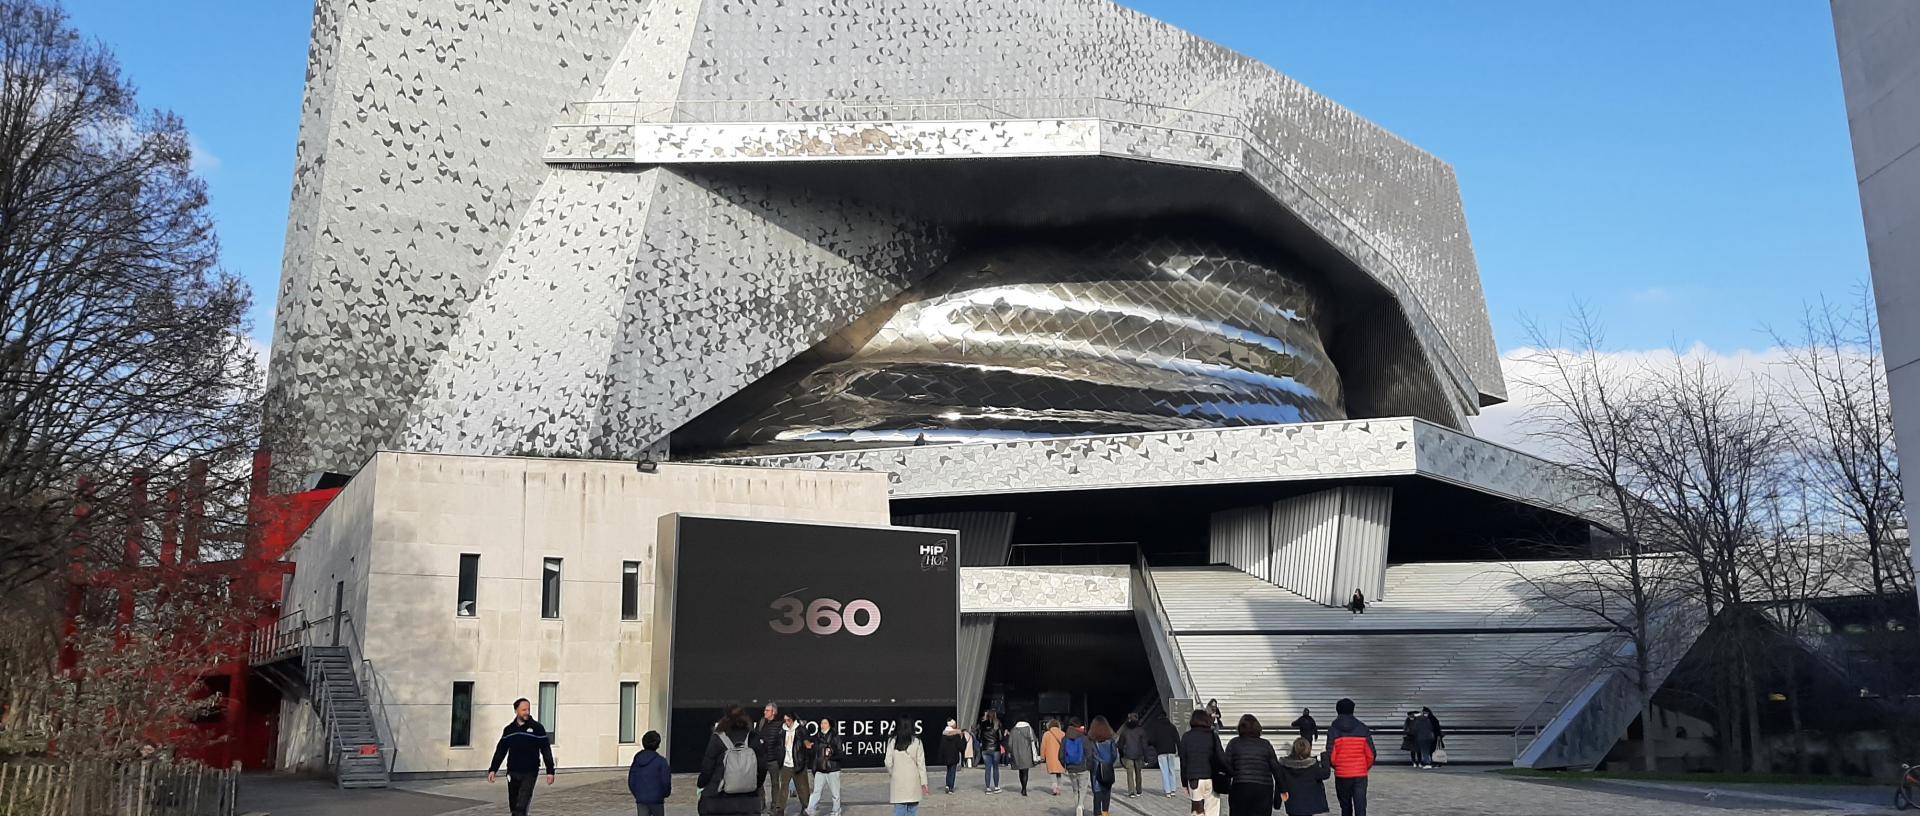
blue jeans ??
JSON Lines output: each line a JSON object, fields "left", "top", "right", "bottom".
{"left": 984, "top": 751, "right": 1001, "bottom": 789}
{"left": 945, "top": 764, "right": 958, "bottom": 791}
{"left": 893, "top": 805, "right": 919, "bottom": 816}
{"left": 1157, "top": 754, "right": 1178, "bottom": 794}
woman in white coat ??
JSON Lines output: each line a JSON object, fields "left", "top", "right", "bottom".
{"left": 885, "top": 717, "right": 930, "bottom": 816}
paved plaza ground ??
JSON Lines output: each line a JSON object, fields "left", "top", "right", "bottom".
{"left": 238, "top": 766, "right": 1893, "bottom": 816}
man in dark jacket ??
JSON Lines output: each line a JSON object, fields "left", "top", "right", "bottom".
{"left": 1291, "top": 708, "right": 1319, "bottom": 750}
{"left": 807, "top": 719, "right": 846, "bottom": 816}
{"left": 757, "top": 703, "right": 784, "bottom": 815}
{"left": 1325, "top": 698, "right": 1375, "bottom": 816}
{"left": 1118, "top": 713, "right": 1152, "bottom": 797}
{"left": 628, "top": 730, "right": 671, "bottom": 816}
{"left": 1147, "top": 713, "right": 1180, "bottom": 797}
{"left": 774, "top": 712, "right": 812, "bottom": 816}
{"left": 486, "top": 698, "right": 556, "bottom": 816}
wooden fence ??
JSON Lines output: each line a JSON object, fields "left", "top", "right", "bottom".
{"left": 0, "top": 761, "right": 238, "bottom": 816}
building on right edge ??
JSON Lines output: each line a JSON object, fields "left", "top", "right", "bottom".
{"left": 1832, "top": 0, "right": 1920, "bottom": 616}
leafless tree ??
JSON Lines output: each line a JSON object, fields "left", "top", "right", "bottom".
{"left": 1741, "top": 498, "right": 1841, "bottom": 775}
{"left": 0, "top": 0, "right": 261, "bottom": 592}
{"left": 1770, "top": 292, "right": 1910, "bottom": 604}
{"left": 1505, "top": 309, "right": 1695, "bottom": 773}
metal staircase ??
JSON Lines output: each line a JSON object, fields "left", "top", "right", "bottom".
{"left": 249, "top": 611, "right": 393, "bottom": 789}
{"left": 308, "top": 645, "right": 389, "bottom": 789}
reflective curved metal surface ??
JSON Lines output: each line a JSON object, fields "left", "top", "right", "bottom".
{"left": 690, "top": 234, "right": 1346, "bottom": 454}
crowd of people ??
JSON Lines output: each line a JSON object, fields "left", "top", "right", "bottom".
{"left": 472, "top": 694, "right": 1431, "bottom": 816}
{"left": 656, "top": 696, "right": 1428, "bottom": 816}
{"left": 470, "top": 684, "right": 1432, "bottom": 816}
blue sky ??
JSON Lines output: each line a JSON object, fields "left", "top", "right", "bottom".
{"left": 61, "top": 0, "right": 1870, "bottom": 354}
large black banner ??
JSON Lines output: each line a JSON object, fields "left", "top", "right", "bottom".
{"left": 667, "top": 515, "right": 957, "bottom": 771}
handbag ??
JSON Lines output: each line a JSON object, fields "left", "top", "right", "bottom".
{"left": 1431, "top": 747, "right": 1449, "bottom": 765}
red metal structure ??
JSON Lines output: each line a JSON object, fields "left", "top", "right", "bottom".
{"left": 62, "top": 449, "right": 339, "bottom": 769}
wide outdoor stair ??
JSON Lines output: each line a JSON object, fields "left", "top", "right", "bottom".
{"left": 307, "top": 646, "right": 389, "bottom": 789}
{"left": 1155, "top": 563, "right": 1622, "bottom": 764}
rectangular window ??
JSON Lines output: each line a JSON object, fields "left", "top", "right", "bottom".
{"left": 457, "top": 554, "right": 479, "bottom": 617}
{"left": 538, "top": 681, "right": 558, "bottom": 743}
{"left": 621, "top": 561, "right": 641, "bottom": 621}
{"left": 451, "top": 682, "right": 473, "bottom": 747}
{"left": 619, "top": 682, "right": 638, "bottom": 744}
{"left": 541, "top": 558, "right": 562, "bottom": 619}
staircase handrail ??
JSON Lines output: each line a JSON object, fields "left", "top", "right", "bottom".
{"left": 1133, "top": 551, "right": 1196, "bottom": 704}
{"left": 248, "top": 608, "right": 310, "bottom": 663}
{"left": 338, "top": 610, "right": 399, "bottom": 774}
{"left": 1509, "top": 659, "right": 1625, "bottom": 760}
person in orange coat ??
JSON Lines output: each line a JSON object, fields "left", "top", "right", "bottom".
{"left": 1042, "top": 719, "right": 1067, "bottom": 795}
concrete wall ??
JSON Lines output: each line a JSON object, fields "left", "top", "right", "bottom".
{"left": 1833, "top": 0, "right": 1920, "bottom": 613}
{"left": 276, "top": 457, "right": 381, "bottom": 772}
{"left": 284, "top": 452, "right": 891, "bottom": 774}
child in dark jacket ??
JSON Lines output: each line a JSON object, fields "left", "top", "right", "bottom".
{"left": 1277, "top": 737, "right": 1331, "bottom": 815}
{"left": 629, "top": 731, "right": 672, "bottom": 816}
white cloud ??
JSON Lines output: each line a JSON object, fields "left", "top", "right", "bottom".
{"left": 189, "top": 135, "right": 221, "bottom": 175}
{"left": 1630, "top": 287, "right": 1674, "bottom": 304}
{"left": 1469, "top": 344, "right": 1806, "bottom": 458}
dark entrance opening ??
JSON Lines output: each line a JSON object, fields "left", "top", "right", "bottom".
{"left": 982, "top": 615, "right": 1158, "bottom": 730}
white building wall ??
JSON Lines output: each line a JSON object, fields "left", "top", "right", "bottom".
{"left": 1833, "top": 1, "right": 1920, "bottom": 616}
{"left": 276, "top": 455, "right": 380, "bottom": 772}
{"left": 284, "top": 451, "right": 891, "bottom": 775}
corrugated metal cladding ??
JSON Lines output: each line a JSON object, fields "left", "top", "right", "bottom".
{"left": 1328, "top": 486, "right": 1392, "bottom": 606}
{"left": 1207, "top": 487, "right": 1394, "bottom": 607}
{"left": 1208, "top": 506, "right": 1268, "bottom": 574}
{"left": 1270, "top": 490, "right": 1342, "bottom": 605}
{"left": 956, "top": 615, "right": 996, "bottom": 729}
{"left": 897, "top": 511, "right": 1016, "bottom": 727}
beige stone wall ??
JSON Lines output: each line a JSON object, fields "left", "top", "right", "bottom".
{"left": 286, "top": 451, "right": 890, "bottom": 774}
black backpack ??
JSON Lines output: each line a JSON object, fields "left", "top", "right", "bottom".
{"left": 1093, "top": 739, "right": 1117, "bottom": 788}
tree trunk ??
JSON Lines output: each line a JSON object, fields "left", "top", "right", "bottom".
{"left": 1742, "top": 664, "right": 1767, "bottom": 773}
{"left": 1640, "top": 699, "right": 1659, "bottom": 773}
{"left": 1780, "top": 649, "right": 1807, "bottom": 776}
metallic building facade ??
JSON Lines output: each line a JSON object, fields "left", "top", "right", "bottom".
{"left": 678, "top": 232, "right": 1347, "bottom": 455}
{"left": 267, "top": 0, "right": 1508, "bottom": 479}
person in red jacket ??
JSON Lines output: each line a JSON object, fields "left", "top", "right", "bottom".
{"left": 1324, "top": 698, "right": 1376, "bottom": 816}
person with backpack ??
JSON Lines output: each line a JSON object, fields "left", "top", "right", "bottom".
{"left": 1042, "top": 719, "right": 1066, "bottom": 795}
{"left": 1276, "top": 737, "right": 1331, "bottom": 816}
{"left": 939, "top": 719, "right": 967, "bottom": 794}
{"left": 884, "top": 718, "right": 929, "bottom": 816}
{"left": 700, "top": 705, "right": 764, "bottom": 816}
{"left": 807, "top": 719, "right": 846, "bottom": 816}
{"left": 1118, "top": 712, "right": 1151, "bottom": 797}
{"left": 977, "top": 710, "right": 1006, "bottom": 793}
{"left": 1088, "top": 716, "right": 1120, "bottom": 816}
{"left": 1326, "top": 698, "right": 1376, "bottom": 816}
{"left": 1225, "top": 714, "right": 1283, "bottom": 816}
{"left": 485, "top": 698, "right": 556, "bottom": 816}
{"left": 1060, "top": 718, "right": 1093, "bottom": 816}
{"left": 1007, "top": 719, "right": 1041, "bottom": 796}
{"left": 1179, "top": 708, "right": 1230, "bottom": 816}
{"left": 1148, "top": 712, "right": 1181, "bottom": 797}
{"left": 628, "top": 730, "right": 672, "bottom": 816}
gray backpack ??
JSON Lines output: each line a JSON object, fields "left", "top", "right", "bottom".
{"left": 719, "top": 732, "right": 759, "bottom": 794}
